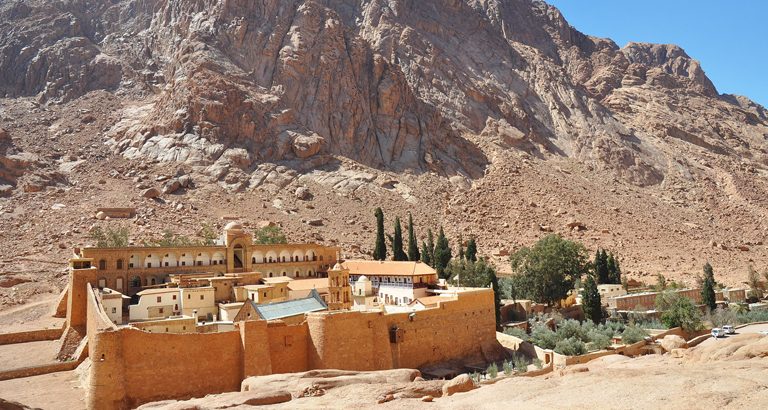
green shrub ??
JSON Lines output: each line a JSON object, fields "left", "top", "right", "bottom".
{"left": 621, "top": 326, "right": 649, "bottom": 345}
{"left": 502, "top": 359, "right": 513, "bottom": 376}
{"left": 486, "top": 363, "right": 498, "bottom": 379}
{"left": 529, "top": 324, "right": 558, "bottom": 350}
{"left": 470, "top": 371, "right": 481, "bottom": 383}
{"left": 514, "top": 355, "right": 528, "bottom": 373}
{"left": 554, "top": 337, "right": 587, "bottom": 356}
{"left": 503, "top": 326, "right": 529, "bottom": 341}
{"left": 637, "top": 318, "right": 667, "bottom": 330}
{"left": 532, "top": 358, "right": 543, "bottom": 370}
{"left": 586, "top": 331, "right": 610, "bottom": 351}
{"left": 556, "top": 319, "right": 585, "bottom": 341}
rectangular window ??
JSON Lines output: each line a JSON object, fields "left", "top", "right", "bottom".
{"left": 200, "top": 295, "right": 204, "bottom": 300}
{"left": 147, "top": 263, "right": 152, "bottom": 268}
{"left": 112, "top": 307, "right": 116, "bottom": 313}
{"left": 157, "top": 296, "right": 161, "bottom": 303}
{"left": 159, "top": 308, "right": 164, "bottom": 314}
{"left": 165, "top": 262, "right": 169, "bottom": 267}
{"left": 181, "top": 261, "right": 186, "bottom": 266}
{"left": 188, "top": 294, "right": 191, "bottom": 299}
{"left": 173, "top": 295, "right": 177, "bottom": 300}
{"left": 129, "top": 263, "right": 134, "bottom": 268}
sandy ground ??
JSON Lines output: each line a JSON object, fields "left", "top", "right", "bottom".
{"left": 0, "top": 295, "right": 65, "bottom": 334}
{"left": 0, "top": 340, "right": 59, "bottom": 371}
{"left": 0, "top": 370, "right": 85, "bottom": 410}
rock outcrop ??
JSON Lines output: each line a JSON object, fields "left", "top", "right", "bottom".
{"left": 2, "top": 0, "right": 765, "bottom": 190}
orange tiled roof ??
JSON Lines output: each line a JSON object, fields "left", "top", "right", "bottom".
{"left": 343, "top": 260, "right": 437, "bottom": 277}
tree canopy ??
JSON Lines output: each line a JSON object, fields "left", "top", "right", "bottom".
{"left": 508, "top": 234, "right": 589, "bottom": 307}
{"left": 253, "top": 225, "right": 287, "bottom": 245}
{"left": 433, "top": 226, "right": 452, "bottom": 279}
{"left": 407, "top": 213, "right": 420, "bottom": 262}
{"left": 656, "top": 291, "right": 704, "bottom": 332}
{"left": 465, "top": 238, "right": 477, "bottom": 263}
{"left": 581, "top": 274, "right": 602, "bottom": 323}
{"left": 701, "top": 262, "right": 717, "bottom": 312}
{"left": 392, "top": 216, "right": 408, "bottom": 261}
{"left": 90, "top": 227, "right": 129, "bottom": 247}
{"left": 373, "top": 207, "right": 386, "bottom": 261}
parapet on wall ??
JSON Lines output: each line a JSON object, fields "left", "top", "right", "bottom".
{"left": 86, "top": 286, "right": 500, "bottom": 410}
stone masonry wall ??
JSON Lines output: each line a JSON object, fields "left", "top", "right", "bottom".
{"left": 266, "top": 321, "right": 310, "bottom": 374}
{"left": 85, "top": 287, "right": 499, "bottom": 410}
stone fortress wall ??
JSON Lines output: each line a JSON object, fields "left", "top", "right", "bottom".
{"left": 84, "top": 284, "right": 499, "bottom": 409}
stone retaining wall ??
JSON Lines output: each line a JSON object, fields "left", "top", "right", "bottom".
{"left": 0, "top": 327, "right": 65, "bottom": 345}
{"left": 0, "top": 360, "right": 80, "bottom": 381}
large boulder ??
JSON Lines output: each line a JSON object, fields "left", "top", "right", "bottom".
{"left": 162, "top": 178, "right": 181, "bottom": 194}
{"left": 441, "top": 374, "right": 475, "bottom": 397}
{"left": 292, "top": 133, "right": 326, "bottom": 158}
{"left": 141, "top": 188, "right": 160, "bottom": 198}
{"left": 661, "top": 335, "right": 687, "bottom": 352}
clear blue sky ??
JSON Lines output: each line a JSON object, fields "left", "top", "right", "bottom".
{"left": 545, "top": 0, "right": 768, "bottom": 107}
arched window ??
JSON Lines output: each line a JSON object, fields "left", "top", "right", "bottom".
{"left": 128, "top": 275, "right": 142, "bottom": 288}
{"left": 116, "top": 259, "right": 123, "bottom": 270}
{"left": 99, "top": 260, "right": 106, "bottom": 270}
{"left": 116, "top": 277, "right": 124, "bottom": 290}
{"left": 98, "top": 277, "right": 106, "bottom": 288}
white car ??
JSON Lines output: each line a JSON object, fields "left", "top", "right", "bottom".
{"left": 722, "top": 325, "right": 735, "bottom": 334}
{"left": 711, "top": 328, "right": 726, "bottom": 338}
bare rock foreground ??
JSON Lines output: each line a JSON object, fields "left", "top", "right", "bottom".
{"left": 134, "top": 334, "right": 768, "bottom": 410}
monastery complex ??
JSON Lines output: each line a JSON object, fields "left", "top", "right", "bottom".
{"left": 49, "top": 223, "right": 503, "bottom": 409}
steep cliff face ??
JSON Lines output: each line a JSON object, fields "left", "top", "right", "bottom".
{"left": 1, "top": 0, "right": 765, "bottom": 190}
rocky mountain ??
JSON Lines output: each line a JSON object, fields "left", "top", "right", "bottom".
{"left": 1, "top": 0, "right": 767, "bottom": 295}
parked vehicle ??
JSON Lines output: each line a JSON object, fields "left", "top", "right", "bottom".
{"left": 759, "top": 331, "right": 768, "bottom": 336}
{"left": 711, "top": 328, "right": 726, "bottom": 338}
{"left": 722, "top": 325, "right": 735, "bottom": 334}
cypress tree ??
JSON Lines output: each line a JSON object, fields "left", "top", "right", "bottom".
{"left": 426, "top": 229, "right": 435, "bottom": 267}
{"left": 465, "top": 238, "right": 477, "bottom": 263}
{"left": 607, "top": 252, "right": 621, "bottom": 284}
{"left": 433, "top": 226, "right": 452, "bottom": 279}
{"left": 407, "top": 213, "right": 420, "bottom": 262}
{"left": 595, "top": 249, "right": 609, "bottom": 284}
{"left": 373, "top": 207, "right": 386, "bottom": 261}
{"left": 485, "top": 261, "right": 502, "bottom": 327}
{"left": 421, "top": 241, "right": 432, "bottom": 266}
{"left": 582, "top": 274, "right": 603, "bottom": 323}
{"left": 392, "top": 216, "right": 408, "bottom": 261}
{"left": 458, "top": 234, "right": 465, "bottom": 260}
{"left": 701, "top": 262, "right": 717, "bottom": 312}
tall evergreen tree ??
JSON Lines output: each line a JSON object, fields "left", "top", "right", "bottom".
{"left": 701, "top": 262, "right": 717, "bottom": 312}
{"left": 582, "top": 273, "right": 602, "bottom": 323}
{"left": 465, "top": 238, "right": 477, "bottom": 263}
{"left": 486, "top": 261, "right": 502, "bottom": 328}
{"left": 433, "top": 226, "right": 452, "bottom": 279}
{"left": 458, "top": 234, "right": 465, "bottom": 260}
{"left": 373, "top": 207, "right": 386, "bottom": 261}
{"left": 392, "top": 216, "right": 408, "bottom": 261}
{"left": 407, "top": 213, "right": 420, "bottom": 262}
{"left": 421, "top": 241, "right": 432, "bottom": 266}
{"left": 427, "top": 229, "right": 435, "bottom": 267}
{"left": 595, "top": 249, "right": 609, "bottom": 284}
{"left": 607, "top": 252, "right": 621, "bottom": 284}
